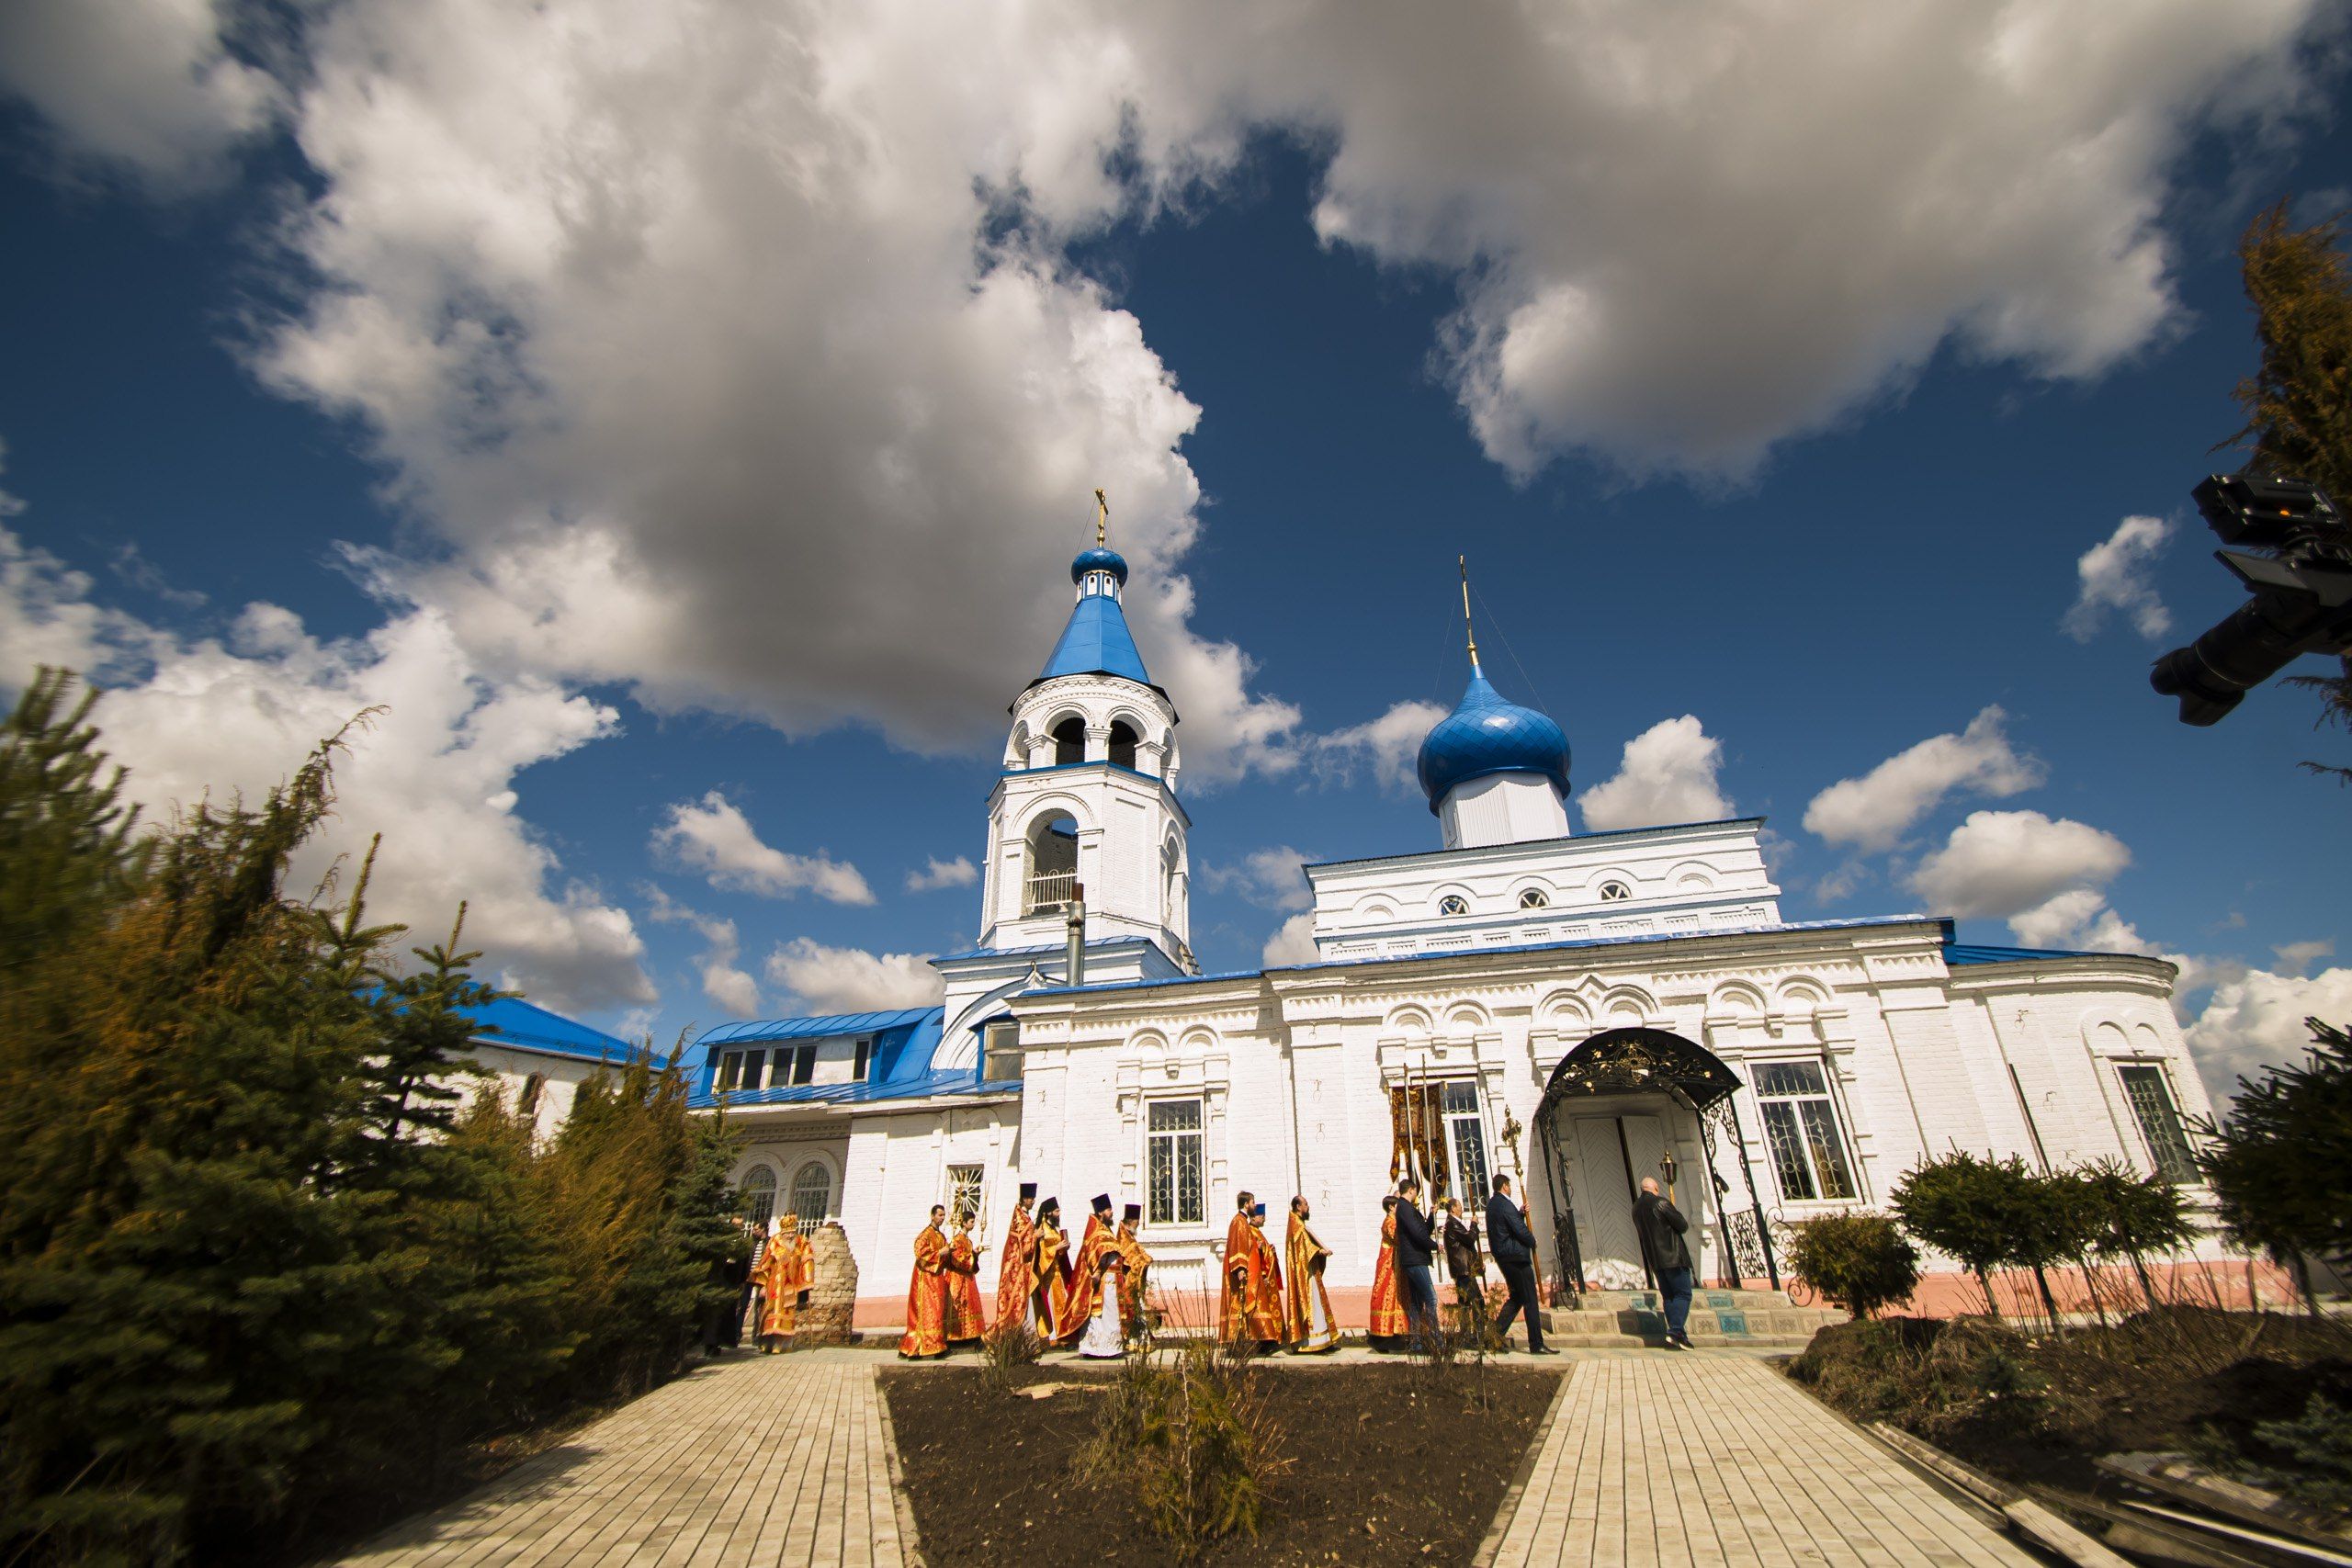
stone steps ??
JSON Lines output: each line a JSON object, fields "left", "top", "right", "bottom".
{"left": 1532, "top": 1287, "right": 1844, "bottom": 1348}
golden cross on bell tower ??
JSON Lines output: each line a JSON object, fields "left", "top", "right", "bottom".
{"left": 1093, "top": 488, "right": 1109, "bottom": 547}
{"left": 1460, "top": 554, "right": 1480, "bottom": 668}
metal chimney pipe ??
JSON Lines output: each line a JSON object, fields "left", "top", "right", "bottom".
{"left": 1065, "top": 883, "right": 1085, "bottom": 986}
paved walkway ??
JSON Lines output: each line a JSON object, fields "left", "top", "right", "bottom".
{"left": 1482, "top": 1353, "right": 2035, "bottom": 1567}
{"left": 332, "top": 1355, "right": 911, "bottom": 1568}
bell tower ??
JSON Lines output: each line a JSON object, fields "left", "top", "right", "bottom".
{"left": 978, "top": 495, "right": 1193, "bottom": 968}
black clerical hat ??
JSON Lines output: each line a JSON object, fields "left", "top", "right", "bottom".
{"left": 1123, "top": 1202, "right": 1141, "bottom": 1222}
{"left": 1091, "top": 1192, "right": 1112, "bottom": 1213}
{"left": 1019, "top": 1182, "right": 1037, "bottom": 1200}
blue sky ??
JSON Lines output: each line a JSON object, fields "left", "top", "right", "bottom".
{"left": 2, "top": 0, "right": 2347, "bottom": 1097}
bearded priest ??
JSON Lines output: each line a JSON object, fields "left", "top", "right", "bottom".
{"left": 1248, "top": 1203, "right": 1285, "bottom": 1344}
{"left": 1031, "top": 1196, "right": 1073, "bottom": 1335}
{"left": 1220, "top": 1191, "right": 1283, "bottom": 1351}
{"left": 945, "top": 1209, "right": 988, "bottom": 1350}
{"left": 1283, "top": 1195, "right": 1340, "bottom": 1354}
{"left": 1114, "top": 1201, "right": 1153, "bottom": 1347}
{"left": 995, "top": 1184, "right": 1038, "bottom": 1332}
{"left": 1053, "top": 1194, "right": 1117, "bottom": 1347}
{"left": 898, "top": 1204, "right": 951, "bottom": 1359}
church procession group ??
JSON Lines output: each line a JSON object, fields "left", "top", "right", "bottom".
{"left": 891, "top": 1183, "right": 1351, "bottom": 1359}
{"left": 677, "top": 498, "right": 2224, "bottom": 1337}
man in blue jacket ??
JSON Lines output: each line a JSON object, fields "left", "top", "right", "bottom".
{"left": 1485, "top": 1175, "right": 1553, "bottom": 1354}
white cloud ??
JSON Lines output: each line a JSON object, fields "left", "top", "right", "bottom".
{"left": 1803, "top": 707, "right": 2043, "bottom": 852}
{"left": 1579, "top": 716, "right": 1733, "bottom": 832}
{"left": 763, "top": 937, "right": 944, "bottom": 1015}
{"left": 651, "top": 792, "right": 874, "bottom": 905}
{"left": 1312, "top": 700, "right": 1448, "bottom": 795}
{"left": 0, "top": 518, "right": 654, "bottom": 1010}
{"left": 2272, "top": 938, "right": 2334, "bottom": 977}
{"left": 1908, "top": 809, "right": 2131, "bottom": 919}
{"left": 0, "top": 0, "right": 276, "bottom": 186}
{"left": 2063, "top": 514, "right": 2175, "bottom": 641}
{"left": 1262, "top": 913, "right": 1320, "bottom": 967}
{"left": 2187, "top": 965, "right": 2352, "bottom": 1102}
{"left": 644, "top": 890, "right": 761, "bottom": 1016}
{"left": 1202, "top": 845, "right": 1317, "bottom": 912}
{"left": 904, "top": 855, "right": 978, "bottom": 894}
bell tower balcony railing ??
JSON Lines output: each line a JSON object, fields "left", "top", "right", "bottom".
{"left": 1023, "top": 871, "right": 1077, "bottom": 914}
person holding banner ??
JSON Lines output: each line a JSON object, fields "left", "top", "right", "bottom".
{"left": 1391, "top": 1177, "right": 1442, "bottom": 1349}
{"left": 1487, "top": 1174, "right": 1552, "bottom": 1354}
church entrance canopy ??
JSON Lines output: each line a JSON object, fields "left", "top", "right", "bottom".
{"left": 1532, "top": 1029, "right": 1779, "bottom": 1300}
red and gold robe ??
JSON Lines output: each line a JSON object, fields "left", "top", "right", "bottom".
{"left": 945, "top": 1230, "right": 987, "bottom": 1346}
{"left": 899, "top": 1223, "right": 950, "bottom": 1359}
{"left": 1114, "top": 1223, "right": 1153, "bottom": 1340}
{"left": 1053, "top": 1213, "right": 1114, "bottom": 1344}
{"left": 757, "top": 1228, "right": 812, "bottom": 1340}
{"left": 993, "top": 1208, "right": 1036, "bottom": 1330}
{"left": 1283, "top": 1212, "right": 1340, "bottom": 1353}
{"left": 1220, "top": 1213, "right": 1283, "bottom": 1344}
{"left": 1368, "top": 1211, "right": 1408, "bottom": 1339}
{"left": 1030, "top": 1219, "right": 1073, "bottom": 1334}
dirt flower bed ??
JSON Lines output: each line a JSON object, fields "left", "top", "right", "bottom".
{"left": 1787, "top": 1307, "right": 2352, "bottom": 1502}
{"left": 882, "top": 1359, "right": 1564, "bottom": 1566}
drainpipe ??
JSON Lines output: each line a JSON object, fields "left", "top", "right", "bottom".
{"left": 1065, "top": 884, "right": 1085, "bottom": 987}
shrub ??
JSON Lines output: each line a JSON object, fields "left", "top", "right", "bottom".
{"left": 979, "top": 1318, "right": 1045, "bottom": 1395}
{"left": 1785, "top": 1212, "right": 1920, "bottom": 1320}
{"left": 2199, "top": 1020, "right": 2352, "bottom": 1314}
{"left": 1789, "top": 1316, "right": 2047, "bottom": 1445}
{"left": 1892, "top": 1151, "right": 2039, "bottom": 1322}
{"left": 2237, "top": 1393, "right": 2352, "bottom": 1514}
{"left": 1076, "top": 1339, "right": 1291, "bottom": 1560}
{"left": 2077, "top": 1158, "right": 2196, "bottom": 1312}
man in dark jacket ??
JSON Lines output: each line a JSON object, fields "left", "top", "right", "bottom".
{"left": 1484, "top": 1175, "right": 1551, "bottom": 1354}
{"left": 1633, "top": 1177, "right": 1695, "bottom": 1349}
{"left": 1442, "top": 1198, "right": 1487, "bottom": 1337}
{"left": 1390, "top": 1179, "right": 1441, "bottom": 1348}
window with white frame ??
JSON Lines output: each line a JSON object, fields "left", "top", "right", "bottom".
{"left": 1753, "top": 1060, "right": 1858, "bottom": 1201}
{"left": 1438, "top": 894, "right": 1469, "bottom": 916}
{"left": 788, "top": 1160, "right": 833, "bottom": 1226}
{"left": 1598, "top": 881, "right": 1632, "bottom": 902}
{"left": 717, "top": 1050, "right": 743, "bottom": 1091}
{"left": 1519, "top": 888, "right": 1548, "bottom": 909}
{"left": 946, "top": 1163, "right": 985, "bottom": 1227}
{"left": 738, "top": 1164, "right": 777, "bottom": 1230}
{"left": 1147, "top": 1098, "right": 1204, "bottom": 1225}
{"left": 1442, "top": 1080, "right": 1493, "bottom": 1203}
{"left": 853, "top": 1036, "right": 873, "bottom": 1081}
{"left": 983, "top": 1021, "right": 1022, "bottom": 1081}
{"left": 2117, "top": 1064, "right": 2198, "bottom": 1185}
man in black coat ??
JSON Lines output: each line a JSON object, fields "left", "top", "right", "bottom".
{"left": 1390, "top": 1178, "right": 1442, "bottom": 1348}
{"left": 1442, "top": 1198, "right": 1486, "bottom": 1337}
{"left": 1484, "top": 1174, "right": 1551, "bottom": 1354}
{"left": 1633, "top": 1176, "right": 1695, "bottom": 1349}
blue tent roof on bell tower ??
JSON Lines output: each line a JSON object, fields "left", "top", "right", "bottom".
{"left": 1029, "top": 545, "right": 1158, "bottom": 692}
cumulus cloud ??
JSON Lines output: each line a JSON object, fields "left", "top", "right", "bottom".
{"left": 905, "top": 855, "right": 978, "bottom": 893}
{"left": 763, "top": 937, "right": 944, "bottom": 1015}
{"left": 1908, "top": 809, "right": 2131, "bottom": 919}
{"left": 2187, "top": 965, "right": 2352, "bottom": 1101}
{"left": 1803, "top": 707, "right": 2042, "bottom": 852}
{"left": 1202, "top": 845, "right": 1317, "bottom": 912}
{"left": 2273, "top": 938, "right": 2334, "bottom": 977}
{"left": 645, "top": 890, "right": 761, "bottom": 1016}
{"left": 1580, "top": 716, "right": 1733, "bottom": 832}
{"left": 1262, "top": 913, "right": 1320, "bottom": 967}
{"left": 0, "top": 518, "right": 653, "bottom": 1009}
{"left": 0, "top": 0, "right": 276, "bottom": 186}
{"left": 2063, "top": 515, "right": 2175, "bottom": 641}
{"left": 651, "top": 793, "right": 874, "bottom": 905}
{"left": 1312, "top": 700, "right": 1448, "bottom": 795}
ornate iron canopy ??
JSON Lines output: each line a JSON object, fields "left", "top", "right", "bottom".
{"left": 1538, "top": 1027, "right": 1741, "bottom": 1113}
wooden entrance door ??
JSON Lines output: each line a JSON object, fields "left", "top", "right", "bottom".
{"left": 1569, "top": 1112, "right": 1668, "bottom": 1288}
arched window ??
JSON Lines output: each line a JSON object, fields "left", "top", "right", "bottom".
{"left": 1107, "top": 719, "right": 1138, "bottom": 769}
{"left": 1599, "top": 881, "right": 1632, "bottom": 902}
{"left": 1519, "top": 888, "right": 1549, "bottom": 910}
{"left": 1051, "top": 716, "right": 1085, "bottom": 765}
{"left": 1439, "top": 894, "right": 1470, "bottom": 917}
{"left": 1024, "top": 811, "right": 1079, "bottom": 913}
{"left": 789, "top": 1161, "right": 833, "bottom": 1226}
{"left": 739, "top": 1165, "right": 777, "bottom": 1230}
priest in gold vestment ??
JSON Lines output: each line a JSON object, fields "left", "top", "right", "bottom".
{"left": 993, "top": 1183, "right": 1038, "bottom": 1334}
{"left": 1052, "top": 1194, "right": 1116, "bottom": 1345}
{"left": 1220, "top": 1192, "right": 1283, "bottom": 1349}
{"left": 754, "top": 1214, "right": 813, "bottom": 1353}
{"left": 1368, "top": 1193, "right": 1408, "bottom": 1348}
{"left": 944, "top": 1210, "right": 988, "bottom": 1349}
{"left": 899, "top": 1204, "right": 951, "bottom": 1359}
{"left": 1283, "top": 1196, "right": 1340, "bottom": 1353}
{"left": 1114, "top": 1201, "right": 1152, "bottom": 1347}
{"left": 1031, "top": 1196, "right": 1073, "bottom": 1336}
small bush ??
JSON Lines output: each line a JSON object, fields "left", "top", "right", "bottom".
{"left": 1785, "top": 1212, "right": 1920, "bottom": 1320}
{"left": 1075, "top": 1339, "right": 1291, "bottom": 1560}
{"left": 979, "top": 1319, "right": 1045, "bottom": 1395}
{"left": 1790, "top": 1317, "right": 2046, "bottom": 1445}
{"left": 2230, "top": 1393, "right": 2352, "bottom": 1515}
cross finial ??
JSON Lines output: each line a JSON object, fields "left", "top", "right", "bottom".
{"left": 1093, "top": 488, "right": 1109, "bottom": 547}
{"left": 1459, "top": 555, "right": 1480, "bottom": 668}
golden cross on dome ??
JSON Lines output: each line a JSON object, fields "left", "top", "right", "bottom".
{"left": 1459, "top": 554, "right": 1480, "bottom": 665}
{"left": 1093, "top": 488, "right": 1109, "bottom": 547}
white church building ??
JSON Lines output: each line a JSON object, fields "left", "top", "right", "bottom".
{"left": 694, "top": 534, "right": 2218, "bottom": 1325}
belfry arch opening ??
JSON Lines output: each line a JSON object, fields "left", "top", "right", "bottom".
{"left": 1530, "top": 1027, "right": 1780, "bottom": 1302}
{"left": 1023, "top": 810, "right": 1079, "bottom": 913}
{"left": 1107, "top": 719, "right": 1138, "bottom": 770}
{"left": 1051, "top": 716, "right": 1085, "bottom": 765}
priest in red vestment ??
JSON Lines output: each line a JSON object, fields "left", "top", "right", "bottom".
{"left": 944, "top": 1210, "right": 988, "bottom": 1349}
{"left": 1031, "top": 1196, "right": 1073, "bottom": 1335}
{"left": 1114, "top": 1201, "right": 1152, "bottom": 1347}
{"left": 1220, "top": 1192, "right": 1283, "bottom": 1349}
{"left": 1247, "top": 1203, "right": 1285, "bottom": 1340}
{"left": 1052, "top": 1194, "right": 1116, "bottom": 1345}
{"left": 992, "top": 1184, "right": 1038, "bottom": 1335}
{"left": 1283, "top": 1195, "right": 1340, "bottom": 1354}
{"left": 898, "top": 1204, "right": 951, "bottom": 1359}
{"left": 754, "top": 1213, "right": 812, "bottom": 1352}
{"left": 1368, "top": 1194, "right": 1408, "bottom": 1348}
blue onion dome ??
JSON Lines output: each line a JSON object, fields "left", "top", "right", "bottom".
{"left": 1071, "top": 546, "right": 1128, "bottom": 585}
{"left": 1415, "top": 664, "right": 1571, "bottom": 814}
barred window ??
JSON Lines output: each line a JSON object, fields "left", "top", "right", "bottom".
{"left": 1442, "top": 1080, "right": 1493, "bottom": 1203}
{"left": 2118, "top": 1065, "right": 2198, "bottom": 1185}
{"left": 1147, "top": 1098, "right": 1204, "bottom": 1226}
{"left": 738, "top": 1165, "right": 777, "bottom": 1230}
{"left": 1754, "top": 1060, "right": 1857, "bottom": 1201}
{"left": 789, "top": 1161, "right": 832, "bottom": 1225}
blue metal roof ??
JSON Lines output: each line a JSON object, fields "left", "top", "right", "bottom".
{"left": 697, "top": 1007, "right": 941, "bottom": 1045}
{"left": 690, "top": 1066, "right": 1010, "bottom": 1112}
{"left": 1070, "top": 546, "right": 1128, "bottom": 585}
{"left": 691, "top": 1005, "right": 960, "bottom": 1109}
{"left": 1035, "top": 590, "right": 1153, "bottom": 687}
{"left": 1942, "top": 942, "right": 2103, "bottom": 965}
{"left": 1415, "top": 663, "right": 1571, "bottom": 813}
{"left": 461, "top": 996, "right": 638, "bottom": 1064}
